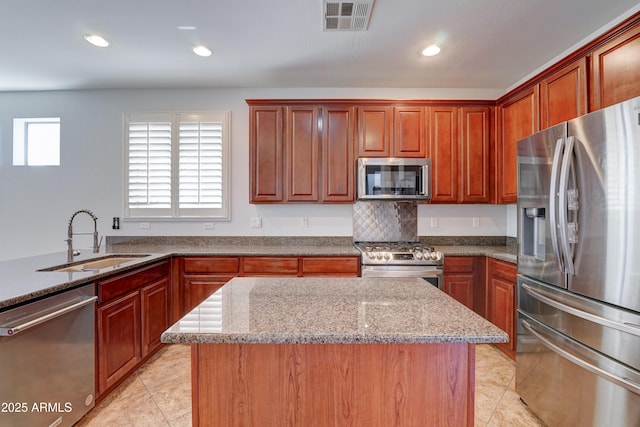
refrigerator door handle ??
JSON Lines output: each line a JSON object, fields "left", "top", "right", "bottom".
{"left": 558, "top": 136, "right": 576, "bottom": 275}
{"left": 549, "top": 138, "right": 565, "bottom": 271}
{"left": 521, "top": 283, "right": 640, "bottom": 337}
{"left": 521, "top": 319, "right": 640, "bottom": 395}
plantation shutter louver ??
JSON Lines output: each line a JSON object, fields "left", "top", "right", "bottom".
{"left": 124, "top": 111, "right": 230, "bottom": 219}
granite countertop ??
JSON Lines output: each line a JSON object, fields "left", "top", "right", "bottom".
{"left": 436, "top": 245, "right": 517, "bottom": 264}
{"left": 0, "top": 251, "right": 170, "bottom": 310}
{"left": 161, "top": 277, "right": 509, "bottom": 345}
{"left": 0, "top": 238, "right": 516, "bottom": 310}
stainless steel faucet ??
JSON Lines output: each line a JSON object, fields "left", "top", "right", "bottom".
{"left": 66, "top": 209, "right": 101, "bottom": 262}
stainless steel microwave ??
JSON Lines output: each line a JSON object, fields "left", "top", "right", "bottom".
{"left": 356, "top": 158, "right": 432, "bottom": 201}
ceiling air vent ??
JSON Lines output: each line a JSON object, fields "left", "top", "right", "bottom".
{"left": 323, "top": 0, "right": 375, "bottom": 31}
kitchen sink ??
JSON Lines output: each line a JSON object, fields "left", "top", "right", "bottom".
{"left": 39, "top": 255, "right": 150, "bottom": 273}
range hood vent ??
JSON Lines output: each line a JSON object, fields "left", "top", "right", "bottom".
{"left": 323, "top": 0, "right": 375, "bottom": 31}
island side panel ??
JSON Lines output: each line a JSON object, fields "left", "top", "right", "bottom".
{"left": 192, "top": 342, "right": 474, "bottom": 427}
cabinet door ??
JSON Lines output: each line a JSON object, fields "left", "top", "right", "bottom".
{"left": 357, "top": 106, "right": 393, "bottom": 157}
{"left": 429, "top": 106, "right": 458, "bottom": 202}
{"left": 459, "top": 107, "right": 491, "bottom": 203}
{"left": 321, "top": 106, "right": 355, "bottom": 202}
{"left": 443, "top": 274, "right": 474, "bottom": 309}
{"left": 285, "top": 106, "right": 320, "bottom": 201}
{"left": 487, "top": 259, "right": 517, "bottom": 360}
{"left": 250, "top": 106, "right": 284, "bottom": 202}
{"left": 590, "top": 24, "right": 640, "bottom": 110}
{"left": 97, "top": 291, "right": 141, "bottom": 395}
{"left": 496, "top": 87, "right": 539, "bottom": 204}
{"left": 141, "top": 277, "right": 170, "bottom": 357}
{"left": 540, "top": 58, "right": 587, "bottom": 128}
{"left": 393, "top": 106, "right": 427, "bottom": 157}
{"left": 443, "top": 257, "right": 476, "bottom": 310}
{"left": 183, "top": 275, "right": 233, "bottom": 314}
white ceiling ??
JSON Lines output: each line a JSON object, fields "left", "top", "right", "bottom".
{"left": 2, "top": 1, "right": 640, "bottom": 93}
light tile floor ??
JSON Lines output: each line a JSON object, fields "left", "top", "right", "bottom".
{"left": 77, "top": 344, "right": 545, "bottom": 427}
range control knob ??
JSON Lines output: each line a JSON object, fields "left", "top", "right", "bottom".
{"left": 415, "top": 251, "right": 423, "bottom": 260}
{"left": 376, "top": 252, "right": 383, "bottom": 260}
{"left": 383, "top": 252, "right": 391, "bottom": 260}
{"left": 366, "top": 251, "right": 375, "bottom": 260}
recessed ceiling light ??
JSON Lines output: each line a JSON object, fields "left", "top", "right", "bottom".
{"left": 84, "top": 34, "right": 109, "bottom": 48}
{"left": 193, "top": 45, "right": 212, "bottom": 57}
{"left": 178, "top": 26, "right": 197, "bottom": 30}
{"left": 422, "top": 45, "right": 441, "bottom": 57}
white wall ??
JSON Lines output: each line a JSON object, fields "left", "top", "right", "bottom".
{"left": 0, "top": 87, "right": 514, "bottom": 261}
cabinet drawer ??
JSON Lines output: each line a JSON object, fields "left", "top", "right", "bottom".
{"left": 183, "top": 257, "right": 240, "bottom": 274}
{"left": 444, "top": 256, "right": 475, "bottom": 273}
{"left": 488, "top": 258, "right": 517, "bottom": 282}
{"left": 301, "top": 257, "right": 360, "bottom": 276}
{"left": 98, "top": 261, "right": 170, "bottom": 304}
{"left": 242, "top": 257, "right": 299, "bottom": 275}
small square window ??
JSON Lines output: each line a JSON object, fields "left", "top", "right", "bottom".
{"left": 13, "top": 117, "right": 60, "bottom": 166}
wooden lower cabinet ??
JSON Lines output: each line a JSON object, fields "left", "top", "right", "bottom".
{"left": 180, "top": 255, "right": 361, "bottom": 316}
{"left": 443, "top": 256, "right": 486, "bottom": 316}
{"left": 486, "top": 258, "right": 517, "bottom": 360}
{"left": 97, "top": 291, "right": 141, "bottom": 395}
{"left": 181, "top": 257, "right": 241, "bottom": 314}
{"left": 96, "top": 260, "right": 171, "bottom": 399}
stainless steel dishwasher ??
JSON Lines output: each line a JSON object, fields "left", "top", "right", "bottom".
{"left": 0, "top": 284, "right": 97, "bottom": 427}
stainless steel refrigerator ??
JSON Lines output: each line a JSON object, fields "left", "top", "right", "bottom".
{"left": 517, "top": 96, "right": 640, "bottom": 426}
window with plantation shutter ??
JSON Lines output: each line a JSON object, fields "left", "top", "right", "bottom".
{"left": 124, "top": 111, "right": 230, "bottom": 219}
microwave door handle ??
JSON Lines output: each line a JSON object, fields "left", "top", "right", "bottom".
{"left": 558, "top": 136, "right": 576, "bottom": 275}
{"left": 549, "top": 138, "right": 565, "bottom": 272}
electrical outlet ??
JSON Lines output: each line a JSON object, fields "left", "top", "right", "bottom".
{"left": 251, "top": 217, "right": 262, "bottom": 228}
{"left": 203, "top": 222, "right": 214, "bottom": 230}
{"left": 139, "top": 222, "right": 150, "bottom": 229}
{"left": 472, "top": 217, "right": 480, "bottom": 228}
{"left": 430, "top": 218, "right": 438, "bottom": 228}
{"left": 301, "top": 217, "right": 308, "bottom": 227}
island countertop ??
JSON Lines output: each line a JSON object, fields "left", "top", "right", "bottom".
{"left": 161, "top": 277, "right": 508, "bottom": 345}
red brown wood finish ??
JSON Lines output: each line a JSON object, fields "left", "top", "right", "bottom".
{"left": 95, "top": 260, "right": 171, "bottom": 399}
{"left": 429, "top": 106, "right": 458, "bottom": 202}
{"left": 496, "top": 87, "right": 539, "bottom": 204}
{"left": 322, "top": 105, "right": 355, "bottom": 202}
{"left": 249, "top": 106, "right": 283, "bottom": 202}
{"left": 191, "top": 342, "right": 475, "bottom": 427}
{"left": 590, "top": 23, "right": 640, "bottom": 110}
{"left": 394, "top": 106, "right": 427, "bottom": 157}
{"left": 487, "top": 258, "right": 517, "bottom": 360}
{"left": 460, "top": 107, "right": 492, "bottom": 203}
{"left": 540, "top": 58, "right": 587, "bottom": 128}
{"left": 286, "top": 106, "right": 320, "bottom": 201}
{"left": 357, "top": 105, "right": 393, "bottom": 157}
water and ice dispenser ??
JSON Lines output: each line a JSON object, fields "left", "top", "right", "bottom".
{"left": 521, "top": 207, "right": 546, "bottom": 260}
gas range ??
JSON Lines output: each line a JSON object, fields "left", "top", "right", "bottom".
{"left": 355, "top": 242, "right": 444, "bottom": 266}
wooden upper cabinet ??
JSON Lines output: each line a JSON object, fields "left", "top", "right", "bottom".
{"left": 590, "top": 23, "right": 640, "bottom": 110}
{"left": 394, "top": 106, "right": 427, "bottom": 157}
{"left": 429, "top": 106, "right": 458, "bottom": 202}
{"left": 540, "top": 58, "right": 587, "bottom": 128}
{"left": 321, "top": 105, "right": 355, "bottom": 202}
{"left": 496, "top": 87, "right": 539, "bottom": 204}
{"left": 285, "top": 106, "right": 320, "bottom": 202}
{"left": 357, "top": 105, "right": 427, "bottom": 158}
{"left": 357, "top": 106, "right": 393, "bottom": 157}
{"left": 459, "top": 107, "right": 491, "bottom": 203}
{"left": 250, "top": 106, "right": 284, "bottom": 202}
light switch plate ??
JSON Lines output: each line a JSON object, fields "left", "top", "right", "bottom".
{"left": 251, "top": 217, "right": 262, "bottom": 228}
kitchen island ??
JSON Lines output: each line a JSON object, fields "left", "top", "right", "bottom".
{"left": 162, "top": 277, "right": 508, "bottom": 427}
